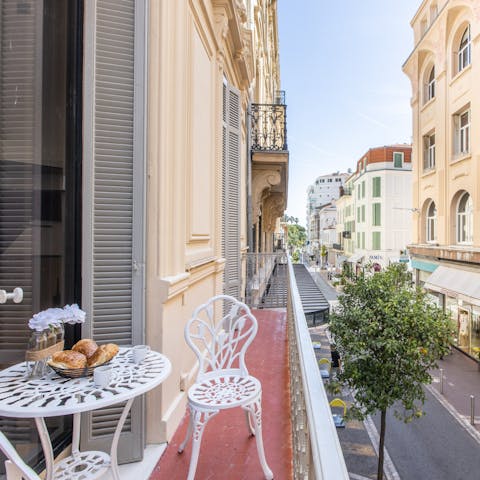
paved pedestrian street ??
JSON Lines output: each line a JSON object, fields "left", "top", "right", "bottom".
{"left": 311, "top": 325, "right": 379, "bottom": 480}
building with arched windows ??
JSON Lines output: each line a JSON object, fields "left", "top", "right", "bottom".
{"left": 403, "top": 0, "right": 480, "bottom": 359}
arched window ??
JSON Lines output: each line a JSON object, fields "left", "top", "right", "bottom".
{"left": 457, "top": 193, "right": 473, "bottom": 244}
{"left": 426, "top": 201, "right": 437, "bottom": 242}
{"left": 426, "top": 66, "right": 435, "bottom": 102}
{"left": 458, "top": 25, "right": 471, "bottom": 73}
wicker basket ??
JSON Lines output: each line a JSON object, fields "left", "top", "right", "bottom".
{"left": 48, "top": 361, "right": 111, "bottom": 379}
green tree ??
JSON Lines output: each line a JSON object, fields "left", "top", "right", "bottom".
{"left": 282, "top": 214, "right": 299, "bottom": 225}
{"left": 329, "top": 263, "right": 453, "bottom": 480}
{"left": 320, "top": 244, "right": 328, "bottom": 266}
{"left": 285, "top": 223, "right": 306, "bottom": 262}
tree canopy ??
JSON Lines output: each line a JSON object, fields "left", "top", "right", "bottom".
{"left": 329, "top": 263, "right": 453, "bottom": 479}
{"left": 286, "top": 223, "right": 306, "bottom": 262}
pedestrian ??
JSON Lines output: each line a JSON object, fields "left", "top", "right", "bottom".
{"left": 330, "top": 343, "right": 341, "bottom": 378}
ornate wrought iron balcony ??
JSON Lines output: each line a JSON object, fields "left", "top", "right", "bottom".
{"left": 251, "top": 97, "right": 287, "bottom": 152}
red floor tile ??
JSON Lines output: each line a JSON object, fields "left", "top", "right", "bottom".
{"left": 149, "top": 309, "right": 293, "bottom": 480}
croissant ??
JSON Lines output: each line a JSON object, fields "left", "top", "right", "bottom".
{"left": 48, "top": 350, "right": 87, "bottom": 369}
{"left": 87, "top": 343, "right": 119, "bottom": 367}
{"left": 72, "top": 339, "right": 98, "bottom": 359}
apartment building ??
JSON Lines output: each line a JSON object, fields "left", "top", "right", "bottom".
{"left": 346, "top": 146, "right": 413, "bottom": 271}
{"left": 403, "top": 0, "right": 480, "bottom": 358}
{"left": 334, "top": 175, "right": 355, "bottom": 265}
{"left": 0, "top": 0, "right": 287, "bottom": 473}
{"left": 306, "top": 172, "right": 348, "bottom": 243}
{"left": 309, "top": 202, "right": 337, "bottom": 265}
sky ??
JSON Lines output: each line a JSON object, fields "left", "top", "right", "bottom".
{"left": 277, "top": 0, "right": 421, "bottom": 226}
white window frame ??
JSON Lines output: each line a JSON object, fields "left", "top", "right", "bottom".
{"left": 427, "top": 66, "right": 435, "bottom": 102}
{"left": 456, "top": 193, "right": 473, "bottom": 244}
{"left": 393, "top": 152, "right": 404, "bottom": 168}
{"left": 424, "top": 133, "right": 435, "bottom": 170}
{"left": 426, "top": 201, "right": 437, "bottom": 243}
{"left": 455, "top": 109, "right": 470, "bottom": 156}
{"left": 458, "top": 25, "right": 471, "bottom": 73}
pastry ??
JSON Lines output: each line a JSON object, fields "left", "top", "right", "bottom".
{"left": 72, "top": 339, "right": 98, "bottom": 359}
{"left": 87, "top": 343, "right": 119, "bottom": 367}
{"left": 48, "top": 350, "right": 87, "bottom": 369}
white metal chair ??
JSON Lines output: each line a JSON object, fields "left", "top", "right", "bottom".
{"left": 0, "top": 431, "right": 39, "bottom": 480}
{"left": 178, "top": 295, "right": 273, "bottom": 480}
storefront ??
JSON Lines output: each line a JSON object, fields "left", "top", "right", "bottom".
{"left": 424, "top": 265, "right": 480, "bottom": 359}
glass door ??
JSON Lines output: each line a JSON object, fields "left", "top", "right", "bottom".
{"left": 0, "top": 0, "right": 82, "bottom": 472}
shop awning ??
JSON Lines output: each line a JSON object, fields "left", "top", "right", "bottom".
{"left": 347, "top": 252, "right": 363, "bottom": 263}
{"left": 424, "top": 266, "right": 480, "bottom": 303}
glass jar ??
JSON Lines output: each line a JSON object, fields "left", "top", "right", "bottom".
{"left": 28, "top": 330, "right": 47, "bottom": 351}
{"left": 54, "top": 323, "right": 65, "bottom": 343}
{"left": 46, "top": 327, "right": 57, "bottom": 347}
{"left": 27, "top": 330, "right": 48, "bottom": 378}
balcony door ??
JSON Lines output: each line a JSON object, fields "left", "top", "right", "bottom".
{"left": 0, "top": 0, "right": 83, "bottom": 471}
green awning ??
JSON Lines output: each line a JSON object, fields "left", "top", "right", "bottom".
{"left": 411, "top": 259, "right": 438, "bottom": 273}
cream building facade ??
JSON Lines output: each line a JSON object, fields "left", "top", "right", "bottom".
{"left": 350, "top": 146, "right": 413, "bottom": 270}
{"left": 0, "top": 0, "right": 287, "bottom": 472}
{"left": 334, "top": 176, "right": 355, "bottom": 263}
{"left": 306, "top": 172, "right": 348, "bottom": 244}
{"left": 403, "top": 0, "right": 480, "bottom": 358}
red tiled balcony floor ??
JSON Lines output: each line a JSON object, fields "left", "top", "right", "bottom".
{"left": 149, "top": 309, "right": 293, "bottom": 480}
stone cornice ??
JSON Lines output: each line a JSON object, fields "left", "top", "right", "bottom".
{"left": 212, "top": 0, "right": 253, "bottom": 87}
{"left": 409, "top": 244, "right": 480, "bottom": 264}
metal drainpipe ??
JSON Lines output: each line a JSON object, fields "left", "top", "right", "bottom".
{"left": 247, "top": 103, "right": 253, "bottom": 253}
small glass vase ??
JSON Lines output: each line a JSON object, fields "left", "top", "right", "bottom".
{"left": 27, "top": 330, "right": 48, "bottom": 378}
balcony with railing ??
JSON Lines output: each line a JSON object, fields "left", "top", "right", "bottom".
{"left": 250, "top": 92, "right": 289, "bottom": 229}
{"left": 251, "top": 102, "right": 287, "bottom": 153}
{"left": 150, "top": 254, "right": 348, "bottom": 479}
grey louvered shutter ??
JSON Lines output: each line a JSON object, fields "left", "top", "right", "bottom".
{"left": 0, "top": 0, "right": 42, "bottom": 365}
{"left": 222, "top": 83, "right": 241, "bottom": 298}
{"left": 81, "top": 0, "right": 146, "bottom": 462}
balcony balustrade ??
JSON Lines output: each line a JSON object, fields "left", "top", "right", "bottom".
{"left": 251, "top": 102, "right": 287, "bottom": 152}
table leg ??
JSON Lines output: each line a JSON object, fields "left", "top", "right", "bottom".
{"left": 110, "top": 397, "right": 135, "bottom": 480}
{"left": 72, "top": 412, "right": 81, "bottom": 456}
{"left": 34, "top": 417, "right": 55, "bottom": 480}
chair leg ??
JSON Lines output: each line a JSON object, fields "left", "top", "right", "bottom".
{"left": 243, "top": 396, "right": 274, "bottom": 480}
{"left": 184, "top": 408, "right": 219, "bottom": 480}
{"left": 178, "top": 407, "right": 194, "bottom": 454}
{"left": 245, "top": 410, "right": 255, "bottom": 436}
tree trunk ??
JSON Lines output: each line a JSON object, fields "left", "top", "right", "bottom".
{"left": 377, "top": 408, "right": 387, "bottom": 480}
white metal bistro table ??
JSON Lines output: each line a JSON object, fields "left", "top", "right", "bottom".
{"left": 0, "top": 347, "right": 171, "bottom": 480}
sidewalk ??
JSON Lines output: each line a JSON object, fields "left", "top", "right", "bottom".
{"left": 430, "top": 348, "right": 480, "bottom": 435}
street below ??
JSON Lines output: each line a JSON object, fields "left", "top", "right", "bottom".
{"left": 372, "top": 388, "right": 480, "bottom": 480}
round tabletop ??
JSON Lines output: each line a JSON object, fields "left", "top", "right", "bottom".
{"left": 0, "top": 348, "right": 171, "bottom": 418}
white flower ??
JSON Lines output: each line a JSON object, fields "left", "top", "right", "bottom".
{"left": 62, "top": 304, "right": 86, "bottom": 325}
{"left": 28, "top": 308, "right": 64, "bottom": 332}
{"left": 28, "top": 304, "right": 86, "bottom": 331}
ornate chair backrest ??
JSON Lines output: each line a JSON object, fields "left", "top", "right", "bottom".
{"left": 185, "top": 295, "right": 258, "bottom": 382}
{"left": 0, "top": 431, "right": 39, "bottom": 480}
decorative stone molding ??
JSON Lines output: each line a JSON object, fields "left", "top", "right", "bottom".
{"left": 263, "top": 193, "right": 285, "bottom": 232}
{"left": 252, "top": 169, "right": 281, "bottom": 220}
{"left": 212, "top": 0, "right": 253, "bottom": 87}
{"left": 234, "top": 0, "right": 247, "bottom": 24}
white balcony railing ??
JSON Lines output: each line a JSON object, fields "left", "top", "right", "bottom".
{"left": 286, "top": 257, "right": 349, "bottom": 479}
